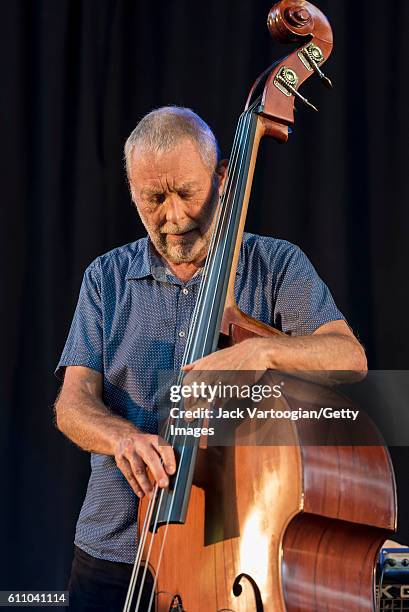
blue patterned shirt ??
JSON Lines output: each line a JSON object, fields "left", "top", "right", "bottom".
{"left": 56, "top": 232, "right": 344, "bottom": 563}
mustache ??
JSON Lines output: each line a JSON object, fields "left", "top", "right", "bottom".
{"left": 160, "top": 222, "right": 198, "bottom": 235}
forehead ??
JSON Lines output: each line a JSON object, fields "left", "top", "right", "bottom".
{"left": 129, "top": 138, "right": 211, "bottom": 188}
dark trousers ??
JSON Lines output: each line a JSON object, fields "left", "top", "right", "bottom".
{"left": 68, "top": 546, "right": 154, "bottom": 611}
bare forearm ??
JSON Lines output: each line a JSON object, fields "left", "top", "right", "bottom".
{"left": 54, "top": 366, "right": 176, "bottom": 499}
{"left": 262, "top": 333, "right": 367, "bottom": 381}
{"left": 55, "top": 387, "right": 138, "bottom": 455}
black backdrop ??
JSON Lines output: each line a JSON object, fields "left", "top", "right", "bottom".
{"left": 2, "top": 0, "right": 409, "bottom": 592}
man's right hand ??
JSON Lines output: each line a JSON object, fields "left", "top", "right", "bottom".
{"left": 113, "top": 432, "right": 176, "bottom": 499}
{"left": 55, "top": 366, "right": 176, "bottom": 499}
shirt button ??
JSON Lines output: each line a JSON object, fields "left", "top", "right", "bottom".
{"left": 182, "top": 288, "right": 189, "bottom": 295}
{"left": 179, "top": 331, "right": 186, "bottom": 338}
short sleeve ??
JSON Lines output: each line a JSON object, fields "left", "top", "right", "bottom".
{"left": 55, "top": 258, "right": 103, "bottom": 379}
{"left": 274, "top": 245, "right": 345, "bottom": 336}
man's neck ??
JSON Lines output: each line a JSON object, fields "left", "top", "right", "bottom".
{"left": 163, "top": 259, "right": 203, "bottom": 283}
{"left": 149, "top": 240, "right": 206, "bottom": 283}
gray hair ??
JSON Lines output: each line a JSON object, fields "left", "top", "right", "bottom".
{"left": 124, "top": 106, "right": 220, "bottom": 179}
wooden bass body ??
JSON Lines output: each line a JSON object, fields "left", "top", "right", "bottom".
{"left": 139, "top": 441, "right": 395, "bottom": 611}
{"left": 138, "top": 322, "right": 396, "bottom": 611}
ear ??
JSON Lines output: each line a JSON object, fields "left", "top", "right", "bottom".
{"left": 215, "top": 159, "right": 228, "bottom": 195}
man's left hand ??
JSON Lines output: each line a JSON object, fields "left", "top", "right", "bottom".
{"left": 181, "top": 337, "right": 270, "bottom": 373}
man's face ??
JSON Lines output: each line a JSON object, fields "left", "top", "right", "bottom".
{"left": 128, "top": 138, "right": 225, "bottom": 265}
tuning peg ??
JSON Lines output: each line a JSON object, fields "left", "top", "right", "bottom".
{"left": 299, "top": 45, "right": 333, "bottom": 90}
{"left": 274, "top": 67, "right": 319, "bottom": 113}
{"left": 276, "top": 74, "right": 318, "bottom": 112}
{"left": 310, "top": 59, "right": 333, "bottom": 89}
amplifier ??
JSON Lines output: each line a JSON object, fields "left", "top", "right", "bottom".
{"left": 376, "top": 548, "right": 409, "bottom": 611}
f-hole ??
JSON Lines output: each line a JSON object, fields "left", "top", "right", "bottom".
{"left": 168, "top": 594, "right": 184, "bottom": 610}
{"left": 232, "top": 573, "right": 264, "bottom": 611}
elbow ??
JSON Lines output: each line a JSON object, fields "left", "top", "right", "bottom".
{"left": 54, "top": 394, "right": 68, "bottom": 433}
{"left": 348, "top": 342, "right": 368, "bottom": 381}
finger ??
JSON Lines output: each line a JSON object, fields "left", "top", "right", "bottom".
{"left": 181, "top": 356, "right": 205, "bottom": 371}
{"left": 127, "top": 452, "right": 154, "bottom": 497}
{"left": 116, "top": 456, "right": 145, "bottom": 498}
{"left": 182, "top": 369, "right": 214, "bottom": 414}
{"left": 140, "top": 444, "right": 169, "bottom": 489}
{"left": 182, "top": 352, "right": 224, "bottom": 372}
{"left": 153, "top": 437, "right": 176, "bottom": 475}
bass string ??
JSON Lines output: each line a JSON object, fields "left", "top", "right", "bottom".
{"left": 164, "top": 110, "right": 249, "bottom": 439}
{"left": 126, "top": 102, "right": 258, "bottom": 611}
{"left": 198, "top": 109, "right": 258, "bottom": 361}
{"left": 182, "top": 99, "right": 260, "bottom": 365}
{"left": 163, "top": 97, "right": 260, "bottom": 448}
{"left": 128, "top": 111, "right": 253, "bottom": 611}
{"left": 175, "top": 110, "right": 248, "bottom": 369}
{"left": 122, "top": 481, "right": 159, "bottom": 612}
{"left": 152, "top": 108, "right": 253, "bottom": 497}
{"left": 138, "top": 107, "right": 258, "bottom": 611}
{"left": 145, "top": 106, "right": 252, "bottom": 464}
{"left": 147, "top": 107, "right": 250, "bottom": 457}
{"left": 140, "top": 108, "right": 256, "bottom": 612}
{"left": 166, "top": 100, "right": 259, "bottom": 447}
{"left": 120, "top": 131, "right": 248, "bottom": 611}
{"left": 143, "top": 105, "right": 249, "bottom": 521}
{"left": 129, "top": 109, "right": 254, "bottom": 611}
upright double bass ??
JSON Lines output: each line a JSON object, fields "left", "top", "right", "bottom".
{"left": 125, "top": 1, "right": 397, "bottom": 609}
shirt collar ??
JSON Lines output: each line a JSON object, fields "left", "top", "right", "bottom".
{"left": 125, "top": 237, "right": 192, "bottom": 283}
{"left": 125, "top": 237, "right": 153, "bottom": 280}
{"left": 126, "top": 235, "right": 244, "bottom": 282}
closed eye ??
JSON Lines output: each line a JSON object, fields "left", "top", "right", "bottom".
{"left": 178, "top": 190, "right": 194, "bottom": 199}
{"left": 149, "top": 193, "right": 166, "bottom": 205}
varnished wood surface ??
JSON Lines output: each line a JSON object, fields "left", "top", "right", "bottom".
{"left": 268, "top": 0, "right": 333, "bottom": 45}
{"left": 264, "top": 0, "right": 333, "bottom": 125}
{"left": 138, "top": 407, "right": 396, "bottom": 611}
{"left": 156, "top": 294, "right": 396, "bottom": 611}
{"left": 223, "top": 116, "right": 268, "bottom": 314}
{"left": 283, "top": 514, "right": 389, "bottom": 611}
{"left": 221, "top": 304, "right": 283, "bottom": 340}
{"left": 139, "top": 441, "right": 303, "bottom": 611}
{"left": 302, "top": 444, "right": 396, "bottom": 529}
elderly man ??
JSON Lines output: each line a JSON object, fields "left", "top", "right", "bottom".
{"left": 55, "top": 106, "right": 366, "bottom": 610}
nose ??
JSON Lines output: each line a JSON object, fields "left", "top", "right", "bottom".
{"left": 165, "top": 194, "right": 188, "bottom": 226}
